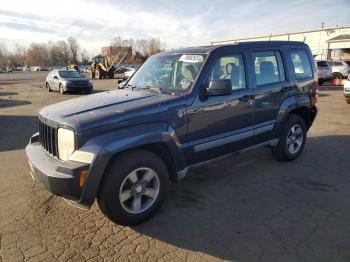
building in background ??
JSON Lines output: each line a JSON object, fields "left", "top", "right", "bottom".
{"left": 211, "top": 25, "right": 350, "bottom": 60}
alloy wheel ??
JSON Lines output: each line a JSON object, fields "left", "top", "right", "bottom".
{"left": 287, "top": 124, "right": 303, "bottom": 154}
{"left": 119, "top": 167, "right": 160, "bottom": 214}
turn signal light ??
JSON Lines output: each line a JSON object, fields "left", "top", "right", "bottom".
{"left": 79, "top": 170, "right": 88, "bottom": 188}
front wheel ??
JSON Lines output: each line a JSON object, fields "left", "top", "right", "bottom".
{"left": 272, "top": 114, "right": 307, "bottom": 161}
{"left": 346, "top": 97, "right": 350, "bottom": 104}
{"left": 59, "top": 84, "right": 65, "bottom": 94}
{"left": 46, "top": 82, "right": 52, "bottom": 92}
{"left": 97, "top": 150, "right": 169, "bottom": 225}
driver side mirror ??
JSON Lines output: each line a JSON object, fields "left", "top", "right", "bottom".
{"left": 53, "top": 76, "right": 58, "bottom": 79}
{"left": 206, "top": 79, "right": 232, "bottom": 96}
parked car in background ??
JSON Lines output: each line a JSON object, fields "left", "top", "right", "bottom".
{"left": 27, "top": 41, "right": 318, "bottom": 225}
{"left": 316, "top": 60, "right": 332, "bottom": 84}
{"left": 328, "top": 60, "right": 350, "bottom": 79}
{"left": 115, "top": 66, "right": 139, "bottom": 80}
{"left": 46, "top": 69, "right": 93, "bottom": 94}
{"left": 80, "top": 67, "right": 90, "bottom": 73}
{"left": 344, "top": 75, "right": 350, "bottom": 104}
{"left": 124, "top": 68, "right": 136, "bottom": 79}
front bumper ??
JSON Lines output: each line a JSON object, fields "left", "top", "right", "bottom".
{"left": 26, "top": 133, "right": 89, "bottom": 202}
{"left": 318, "top": 76, "right": 332, "bottom": 82}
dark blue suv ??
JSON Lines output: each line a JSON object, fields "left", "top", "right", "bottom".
{"left": 26, "top": 41, "right": 318, "bottom": 225}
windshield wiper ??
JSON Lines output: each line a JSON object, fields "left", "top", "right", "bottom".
{"left": 138, "top": 86, "right": 162, "bottom": 93}
{"left": 124, "top": 83, "right": 136, "bottom": 89}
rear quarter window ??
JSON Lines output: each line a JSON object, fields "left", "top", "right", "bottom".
{"left": 289, "top": 50, "right": 313, "bottom": 79}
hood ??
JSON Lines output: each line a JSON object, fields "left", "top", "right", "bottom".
{"left": 39, "top": 89, "right": 181, "bottom": 131}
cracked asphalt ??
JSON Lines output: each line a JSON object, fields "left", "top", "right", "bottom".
{"left": 1, "top": 72, "right": 350, "bottom": 262}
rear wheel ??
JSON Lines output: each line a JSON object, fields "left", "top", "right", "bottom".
{"left": 89, "top": 70, "right": 95, "bottom": 79}
{"left": 108, "top": 70, "right": 114, "bottom": 79}
{"left": 346, "top": 97, "right": 350, "bottom": 104}
{"left": 97, "top": 150, "right": 169, "bottom": 225}
{"left": 332, "top": 72, "right": 343, "bottom": 79}
{"left": 272, "top": 114, "right": 307, "bottom": 161}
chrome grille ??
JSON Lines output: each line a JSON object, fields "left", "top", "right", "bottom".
{"left": 38, "top": 121, "right": 58, "bottom": 157}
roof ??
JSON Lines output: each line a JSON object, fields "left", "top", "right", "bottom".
{"left": 160, "top": 41, "right": 307, "bottom": 55}
{"left": 327, "top": 34, "right": 350, "bottom": 42}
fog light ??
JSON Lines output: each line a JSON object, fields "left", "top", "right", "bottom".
{"left": 70, "top": 150, "right": 94, "bottom": 164}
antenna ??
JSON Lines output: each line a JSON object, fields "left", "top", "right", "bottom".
{"left": 269, "top": 34, "right": 272, "bottom": 41}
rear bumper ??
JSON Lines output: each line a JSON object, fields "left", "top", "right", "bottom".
{"left": 308, "top": 106, "right": 318, "bottom": 129}
{"left": 26, "top": 133, "right": 90, "bottom": 203}
{"left": 318, "top": 77, "right": 332, "bottom": 82}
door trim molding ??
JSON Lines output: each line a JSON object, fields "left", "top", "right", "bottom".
{"left": 192, "top": 121, "right": 275, "bottom": 152}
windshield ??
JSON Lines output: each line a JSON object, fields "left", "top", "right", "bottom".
{"left": 59, "top": 70, "right": 83, "bottom": 78}
{"left": 128, "top": 53, "right": 206, "bottom": 92}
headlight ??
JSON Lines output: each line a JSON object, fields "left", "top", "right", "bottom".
{"left": 58, "top": 128, "right": 75, "bottom": 161}
{"left": 61, "top": 80, "right": 71, "bottom": 85}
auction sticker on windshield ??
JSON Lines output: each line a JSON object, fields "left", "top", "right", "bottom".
{"left": 179, "top": 54, "right": 204, "bottom": 63}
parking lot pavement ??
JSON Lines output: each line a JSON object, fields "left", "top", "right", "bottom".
{"left": 1, "top": 72, "right": 350, "bottom": 262}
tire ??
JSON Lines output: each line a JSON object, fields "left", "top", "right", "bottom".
{"left": 89, "top": 71, "right": 95, "bottom": 79}
{"left": 346, "top": 98, "right": 350, "bottom": 104}
{"left": 272, "top": 114, "right": 307, "bottom": 161}
{"left": 97, "top": 150, "right": 170, "bottom": 226}
{"left": 108, "top": 71, "right": 114, "bottom": 79}
{"left": 46, "top": 82, "right": 52, "bottom": 92}
{"left": 59, "top": 84, "right": 65, "bottom": 94}
{"left": 332, "top": 72, "right": 343, "bottom": 79}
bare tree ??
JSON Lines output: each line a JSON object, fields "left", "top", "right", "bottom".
{"left": 13, "top": 44, "right": 26, "bottom": 66}
{"left": 25, "top": 43, "right": 50, "bottom": 66}
{"left": 56, "top": 40, "right": 70, "bottom": 65}
{"left": 67, "top": 37, "right": 79, "bottom": 64}
{"left": 80, "top": 48, "right": 89, "bottom": 64}
{"left": 0, "top": 42, "right": 8, "bottom": 68}
{"left": 147, "top": 38, "right": 161, "bottom": 56}
{"left": 135, "top": 39, "right": 148, "bottom": 56}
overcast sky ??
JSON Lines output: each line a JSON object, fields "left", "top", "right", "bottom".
{"left": 0, "top": 0, "right": 349, "bottom": 55}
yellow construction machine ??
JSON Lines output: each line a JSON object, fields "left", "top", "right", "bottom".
{"left": 89, "top": 55, "right": 114, "bottom": 79}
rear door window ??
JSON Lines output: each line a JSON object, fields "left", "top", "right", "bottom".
{"left": 252, "top": 51, "right": 285, "bottom": 86}
{"left": 289, "top": 50, "right": 313, "bottom": 79}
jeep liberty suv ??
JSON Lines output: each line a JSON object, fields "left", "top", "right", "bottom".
{"left": 26, "top": 41, "right": 318, "bottom": 225}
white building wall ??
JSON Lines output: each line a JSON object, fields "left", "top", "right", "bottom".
{"left": 212, "top": 27, "right": 350, "bottom": 60}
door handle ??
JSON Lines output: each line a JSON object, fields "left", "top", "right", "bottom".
{"left": 239, "top": 95, "right": 255, "bottom": 102}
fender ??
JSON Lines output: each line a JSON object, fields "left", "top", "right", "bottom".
{"left": 274, "top": 95, "right": 311, "bottom": 137}
{"left": 76, "top": 122, "right": 186, "bottom": 207}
